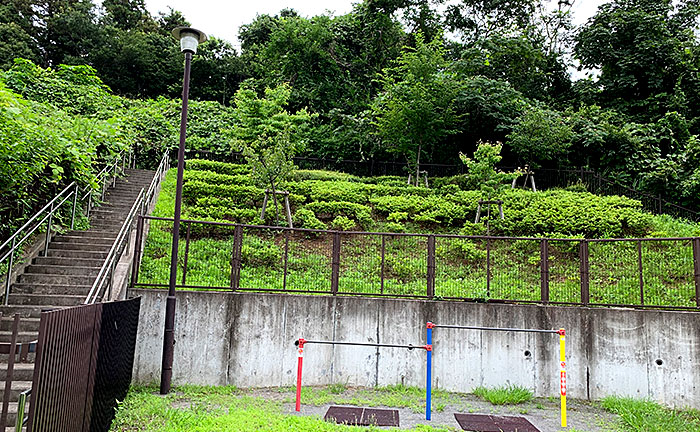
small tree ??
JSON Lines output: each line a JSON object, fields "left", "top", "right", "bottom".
{"left": 372, "top": 31, "right": 460, "bottom": 186}
{"left": 461, "top": 141, "right": 520, "bottom": 232}
{"left": 232, "top": 82, "right": 312, "bottom": 224}
{"left": 507, "top": 106, "right": 572, "bottom": 168}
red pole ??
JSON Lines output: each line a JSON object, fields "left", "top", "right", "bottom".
{"left": 295, "top": 339, "right": 305, "bottom": 412}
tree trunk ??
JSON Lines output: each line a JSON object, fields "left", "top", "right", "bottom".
{"left": 270, "top": 179, "right": 281, "bottom": 226}
{"left": 415, "top": 143, "right": 422, "bottom": 187}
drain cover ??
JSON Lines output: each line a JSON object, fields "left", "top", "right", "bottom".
{"left": 324, "top": 406, "right": 399, "bottom": 427}
{"left": 324, "top": 406, "right": 363, "bottom": 425}
{"left": 362, "top": 408, "right": 399, "bottom": 426}
{"left": 454, "top": 413, "right": 540, "bottom": 432}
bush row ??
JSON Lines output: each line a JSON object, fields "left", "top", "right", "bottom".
{"left": 186, "top": 159, "right": 250, "bottom": 176}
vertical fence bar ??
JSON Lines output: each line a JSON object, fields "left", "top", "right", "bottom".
{"left": 637, "top": 241, "right": 644, "bottom": 305}
{"left": 693, "top": 238, "right": 700, "bottom": 307}
{"left": 283, "top": 230, "right": 289, "bottom": 291}
{"left": 4, "top": 238, "right": 15, "bottom": 306}
{"left": 426, "top": 323, "right": 433, "bottom": 421}
{"left": 486, "top": 238, "right": 491, "bottom": 297}
{"left": 43, "top": 203, "right": 54, "bottom": 256}
{"left": 0, "top": 314, "right": 20, "bottom": 429}
{"left": 579, "top": 241, "right": 590, "bottom": 305}
{"left": 130, "top": 215, "right": 144, "bottom": 288}
{"left": 181, "top": 222, "right": 191, "bottom": 286}
{"left": 427, "top": 235, "right": 435, "bottom": 299}
{"left": 540, "top": 239, "right": 550, "bottom": 303}
{"left": 230, "top": 225, "right": 243, "bottom": 291}
{"left": 331, "top": 232, "right": 341, "bottom": 295}
{"left": 380, "top": 235, "right": 386, "bottom": 295}
{"left": 70, "top": 187, "right": 78, "bottom": 230}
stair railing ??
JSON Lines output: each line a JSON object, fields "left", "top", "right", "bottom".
{"left": 85, "top": 189, "right": 144, "bottom": 305}
{"left": 84, "top": 151, "right": 170, "bottom": 304}
{"left": 0, "top": 149, "right": 133, "bottom": 306}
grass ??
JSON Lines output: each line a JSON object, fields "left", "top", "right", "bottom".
{"left": 136, "top": 167, "right": 700, "bottom": 308}
{"left": 109, "top": 385, "right": 456, "bottom": 432}
{"left": 472, "top": 385, "right": 533, "bottom": 405}
{"left": 601, "top": 396, "right": 700, "bottom": 432}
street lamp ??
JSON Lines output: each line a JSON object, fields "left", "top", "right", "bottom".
{"left": 160, "top": 26, "right": 207, "bottom": 395}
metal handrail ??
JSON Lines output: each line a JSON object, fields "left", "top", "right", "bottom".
{"left": 85, "top": 189, "right": 145, "bottom": 304}
{"left": 0, "top": 148, "right": 133, "bottom": 305}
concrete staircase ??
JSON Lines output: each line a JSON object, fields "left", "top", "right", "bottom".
{"left": 0, "top": 168, "right": 155, "bottom": 429}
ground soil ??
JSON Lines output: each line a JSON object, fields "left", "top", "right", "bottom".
{"left": 250, "top": 387, "right": 617, "bottom": 432}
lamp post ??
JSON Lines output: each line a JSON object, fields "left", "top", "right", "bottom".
{"left": 160, "top": 26, "right": 207, "bottom": 395}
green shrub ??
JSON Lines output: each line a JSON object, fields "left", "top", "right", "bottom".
{"left": 305, "top": 201, "right": 374, "bottom": 229}
{"left": 383, "top": 222, "right": 405, "bottom": 233}
{"left": 184, "top": 170, "right": 252, "bottom": 186}
{"left": 186, "top": 159, "right": 249, "bottom": 176}
{"left": 473, "top": 385, "right": 533, "bottom": 405}
{"left": 331, "top": 215, "right": 356, "bottom": 231}
{"left": 187, "top": 206, "right": 257, "bottom": 223}
{"left": 293, "top": 209, "right": 326, "bottom": 230}
{"left": 241, "top": 236, "right": 281, "bottom": 267}
{"left": 183, "top": 181, "right": 264, "bottom": 206}
{"left": 437, "top": 239, "right": 487, "bottom": 263}
{"left": 292, "top": 170, "right": 360, "bottom": 182}
{"left": 388, "top": 212, "right": 408, "bottom": 222}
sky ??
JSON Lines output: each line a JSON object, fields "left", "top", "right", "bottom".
{"left": 143, "top": 0, "right": 611, "bottom": 49}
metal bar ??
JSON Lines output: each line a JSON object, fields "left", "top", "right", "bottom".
{"left": 230, "top": 225, "right": 243, "bottom": 290}
{"left": 580, "top": 241, "right": 589, "bottom": 305}
{"left": 140, "top": 216, "right": 700, "bottom": 242}
{"left": 131, "top": 215, "right": 144, "bottom": 288}
{"left": 637, "top": 241, "right": 644, "bottom": 305}
{"left": 486, "top": 238, "right": 491, "bottom": 297}
{"left": 15, "top": 389, "right": 29, "bottom": 431}
{"left": 297, "top": 339, "right": 428, "bottom": 350}
{"left": 0, "top": 314, "right": 20, "bottom": 428}
{"left": 4, "top": 238, "right": 15, "bottom": 306}
{"left": 432, "top": 324, "right": 560, "bottom": 334}
{"left": 380, "top": 235, "right": 386, "bottom": 295}
{"left": 331, "top": 232, "right": 341, "bottom": 295}
{"left": 182, "top": 222, "right": 191, "bottom": 285}
{"left": 43, "top": 202, "right": 54, "bottom": 256}
{"left": 71, "top": 187, "right": 78, "bottom": 230}
{"left": 427, "top": 235, "right": 435, "bottom": 299}
{"left": 693, "top": 238, "right": 700, "bottom": 308}
{"left": 541, "top": 239, "right": 550, "bottom": 302}
{"left": 283, "top": 230, "right": 289, "bottom": 291}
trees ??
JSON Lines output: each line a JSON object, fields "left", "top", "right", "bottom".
{"left": 507, "top": 105, "right": 572, "bottom": 167}
{"left": 575, "top": 0, "right": 700, "bottom": 124}
{"left": 231, "top": 82, "right": 312, "bottom": 224}
{"left": 372, "top": 32, "right": 460, "bottom": 185}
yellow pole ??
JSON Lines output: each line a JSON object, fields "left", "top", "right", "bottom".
{"left": 559, "top": 328, "right": 567, "bottom": 428}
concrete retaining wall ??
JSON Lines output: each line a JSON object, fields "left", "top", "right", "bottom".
{"left": 131, "top": 289, "right": 700, "bottom": 408}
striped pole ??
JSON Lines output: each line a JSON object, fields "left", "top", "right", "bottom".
{"left": 559, "top": 328, "right": 567, "bottom": 428}
{"left": 426, "top": 322, "right": 434, "bottom": 420}
{"left": 295, "top": 338, "right": 305, "bottom": 412}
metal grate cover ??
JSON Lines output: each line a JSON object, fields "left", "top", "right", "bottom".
{"left": 454, "top": 413, "right": 540, "bottom": 432}
{"left": 324, "top": 406, "right": 399, "bottom": 427}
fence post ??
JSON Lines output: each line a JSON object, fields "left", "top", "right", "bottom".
{"left": 331, "top": 232, "right": 341, "bottom": 295}
{"left": 380, "top": 235, "right": 386, "bottom": 295}
{"left": 181, "top": 222, "right": 191, "bottom": 286}
{"left": 427, "top": 235, "right": 435, "bottom": 299}
{"left": 486, "top": 238, "right": 491, "bottom": 297}
{"left": 579, "top": 241, "right": 589, "bottom": 305}
{"left": 43, "top": 202, "right": 54, "bottom": 256}
{"left": 230, "top": 225, "right": 243, "bottom": 291}
{"left": 130, "top": 215, "right": 144, "bottom": 288}
{"left": 693, "top": 238, "right": 700, "bottom": 308}
{"left": 71, "top": 187, "right": 79, "bottom": 230}
{"left": 540, "top": 239, "right": 550, "bottom": 303}
{"left": 4, "top": 238, "right": 15, "bottom": 306}
{"left": 637, "top": 241, "right": 644, "bottom": 305}
{"left": 283, "top": 230, "right": 289, "bottom": 291}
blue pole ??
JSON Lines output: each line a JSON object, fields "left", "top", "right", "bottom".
{"left": 426, "top": 323, "right": 433, "bottom": 420}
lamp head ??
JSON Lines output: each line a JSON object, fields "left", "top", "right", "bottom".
{"left": 172, "top": 27, "right": 207, "bottom": 54}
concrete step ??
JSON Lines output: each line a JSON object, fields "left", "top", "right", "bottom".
{"left": 18, "top": 273, "right": 95, "bottom": 286}
{"left": 65, "top": 229, "right": 119, "bottom": 238}
{"left": 0, "top": 363, "right": 34, "bottom": 382}
{"left": 0, "top": 306, "right": 61, "bottom": 319}
{"left": 0, "top": 381, "right": 32, "bottom": 402}
{"left": 7, "top": 294, "right": 84, "bottom": 307}
{"left": 0, "top": 319, "right": 39, "bottom": 334}
{"left": 46, "top": 250, "right": 108, "bottom": 260}
{"left": 24, "top": 265, "right": 100, "bottom": 277}
{"left": 11, "top": 284, "right": 91, "bottom": 296}
{"left": 32, "top": 257, "right": 104, "bottom": 268}
{"left": 0, "top": 332, "right": 38, "bottom": 345}
{"left": 48, "top": 242, "right": 111, "bottom": 252}
{"left": 51, "top": 235, "right": 114, "bottom": 246}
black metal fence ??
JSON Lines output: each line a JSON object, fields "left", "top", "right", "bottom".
{"left": 133, "top": 216, "right": 700, "bottom": 310}
{"left": 26, "top": 297, "right": 141, "bottom": 432}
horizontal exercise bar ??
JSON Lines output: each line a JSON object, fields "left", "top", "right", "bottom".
{"left": 295, "top": 338, "right": 430, "bottom": 350}
{"left": 428, "top": 323, "right": 563, "bottom": 335}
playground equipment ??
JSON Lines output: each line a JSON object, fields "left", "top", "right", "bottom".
{"left": 425, "top": 323, "right": 567, "bottom": 427}
{"left": 293, "top": 338, "right": 430, "bottom": 412}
